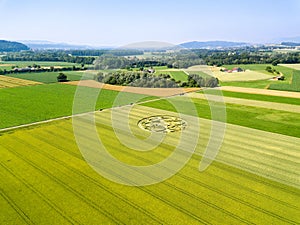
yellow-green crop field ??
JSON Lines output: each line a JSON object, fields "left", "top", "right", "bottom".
{"left": 1, "top": 104, "right": 299, "bottom": 224}
{"left": 0, "top": 75, "right": 41, "bottom": 88}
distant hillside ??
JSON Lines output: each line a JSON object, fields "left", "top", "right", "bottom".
{"left": 281, "top": 42, "right": 300, "bottom": 47}
{"left": 19, "top": 40, "right": 109, "bottom": 50}
{"left": 180, "top": 41, "right": 249, "bottom": 49}
{"left": 0, "top": 40, "right": 29, "bottom": 52}
{"left": 273, "top": 36, "right": 300, "bottom": 44}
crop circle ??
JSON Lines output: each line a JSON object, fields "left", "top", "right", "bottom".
{"left": 138, "top": 115, "right": 187, "bottom": 133}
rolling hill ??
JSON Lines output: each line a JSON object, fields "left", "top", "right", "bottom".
{"left": 0, "top": 40, "right": 29, "bottom": 52}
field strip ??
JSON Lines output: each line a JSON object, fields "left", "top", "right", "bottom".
{"left": 187, "top": 92, "right": 300, "bottom": 113}
{"left": 220, "top": 86, "right": 300, "bottom": 98}
{"left": 0, "top": 75, "right": 42, "bottom": 86}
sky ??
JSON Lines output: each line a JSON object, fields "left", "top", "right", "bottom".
{"left": 1, "top": 0, "right": 300, "bottom": 47}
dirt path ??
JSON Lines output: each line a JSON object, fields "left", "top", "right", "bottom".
{"left": 220, "top": 86, "right": 300, "bottom": 98}
{"left": 65, "top": 80, "right": 200, "bottom": 97}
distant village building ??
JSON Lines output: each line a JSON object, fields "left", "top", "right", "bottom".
{"left": 221, "top": 67, "right": 243, "bottom": 73}
{"left": 146, "top": 68, "right": 155, "bottom": 73}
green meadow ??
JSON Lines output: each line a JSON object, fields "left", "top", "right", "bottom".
{"left": 0, "top": 84, "right": 150, "bottom": 129}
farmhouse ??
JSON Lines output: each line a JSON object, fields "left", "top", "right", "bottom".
{"left": 231, "top": 67, "right": 243, "bottom": 72}
{"left": 272, "top": 75, "right": 285, "bottom": 81}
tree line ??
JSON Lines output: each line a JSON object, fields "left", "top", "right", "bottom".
{"left": 93, "top": 53, "right": 205, "bottom": 70}
{"left": 192, "top": 49, "right": 300, "bottom": 66}
{"left": 0, "top": 65, "right": 86, "bottom": 75}
{"left": 1, "top": 51, "right": 96, "bottom": 64}
{"left": 94, "top": 71, "right": 219, "bottom": 88}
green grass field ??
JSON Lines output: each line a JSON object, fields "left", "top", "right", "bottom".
{"left": 156, "top": 70, "right": 188, "bottom": 82}
{"left": 0, "top": 105, "right": 299, "bottom": 224}
{"left": 268, "top": 70, "right": 300, "bottom": 92}
{"left": 0, "top": 84, "right": 151, "bottom": 129}
{"left": 169, "top": 71, "right": 188, "bottom": 82}
{"left": 8, "top": 71, "right": 94, "bottom": 83}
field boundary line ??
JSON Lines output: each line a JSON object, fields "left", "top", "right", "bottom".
{"left": 220, "top": 86, "right": 300, "bottom": 98}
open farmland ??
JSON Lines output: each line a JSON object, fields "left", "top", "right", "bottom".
{"left": 0, "top": 75, "right": 41, "bottom": 88}
{"left": 0, "top": 104, "right": 299, "bottom": 224}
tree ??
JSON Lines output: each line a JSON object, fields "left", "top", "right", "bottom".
{"left": 57, "top": 73, "right": 68, "bottom": 82}
{"left": 272, "top": 60, "right": 279, "bottom": 66}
